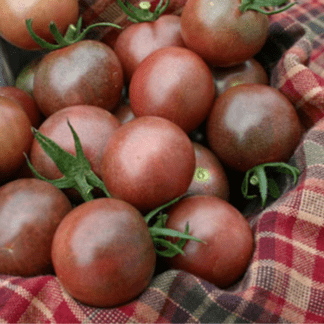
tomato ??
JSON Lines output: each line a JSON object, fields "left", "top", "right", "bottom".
{"left": 207, "top": 84, "right": 302, "bottom": 172}
{"left": 33, "top": 40, "right": 124, "bottom": 117}
{"left": 0, "top": 97, "right": 33, "bottom": 182}
{"left": 29, "top": 105, "right": 121, "bottom": 201}
{"left": 113, "top": 14, "right": 185, "bottom": 82}
{"left": 187, "top": 142, "right": 230, "bottom": 200}
{"left": 180, "top": 0, "right": 269, "bottom": 66}
{"left": 129, "top": 46, "right": 216, "bottom": 133}
{"left": 0, "top": 86, "right": 42, "bottom": 127}
{"left": 211, "top": 58, "right": 269, "bottom": 95}
{"left": 164, "top": 195, "right": 254, "bottom": 288}
{"left": 0, "top": 0, "right": 79, "bottom": 50}
{"left": 0, "top": 178, "right": 72, "bottom": 276}
{"left": 101, "top": 116, "right": 196, "bottom": 213}
{"left": 51, "top": 198, "right": 156, "bottom": 307}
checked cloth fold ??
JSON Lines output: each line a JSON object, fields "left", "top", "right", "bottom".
{"left": 1, "top": 0, "right": 324, "bottom": 323}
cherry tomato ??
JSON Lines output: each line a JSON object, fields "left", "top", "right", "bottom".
{"left": 101, "top": 116, "right": 196, "bottom": 213}
{"left": 129, "top": 46, "right": 216, "bottom": 133}
{"left": 51, "top": 198, "right": 156, "bottom": 307}
{"left": 0, "top": 86, "right": 42, "bottom": 127}
{"left": 207, "top": 84, "right": 302, "bottom": 172}
{"left": 113, "top": 14, "right": 185, "bottom": 81}
{"left": 0, "top": 178, "right": 72, "bottom": 276}
{"left": 180, "top": 0, "right": 269, "bottom": 66}
{"left": 187, "top": 142, "right": 230, "bottom": 200}
{"left": 0, "top": 0, "right": 79, "bottom": 50}
{"left": 0, "top": 97, "right": 33, "bottom": 182}
{"left": 33, "top": 40, "right": 124, "bottom": 117}
{"left": 165, "top": 195, "right": 254, "bottom": 288}
{"left": 211, "top": 58, "right": 269, "bottom": 95}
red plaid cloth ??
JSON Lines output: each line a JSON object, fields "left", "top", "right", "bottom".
{"left": 1, "top": 0, "right": 324, "bottom": 322}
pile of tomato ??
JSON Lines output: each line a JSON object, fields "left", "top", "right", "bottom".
{"left": 0, "top": 0, "right": 301, "bottom": 308}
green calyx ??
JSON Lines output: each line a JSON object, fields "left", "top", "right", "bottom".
{"left": 117, "top": 0, "right": 170, "bottom": 23}
{"left": 239, "top": 0, "right": 295, "bottom": 15}
{"left": 144, "top": 196, "right": 205, "bottom": 257}
{"left": 25, "top": 121, "right": 111, "bottom": 202}
{"left": 26, "top": 17, "right": 122, "bottom": 51}
{"left": 241, "top": 162, "right": 300, "bottom": 207}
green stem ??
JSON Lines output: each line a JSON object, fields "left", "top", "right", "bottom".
{"left": 239, "top": 0, "right": 295, "bottom": 15}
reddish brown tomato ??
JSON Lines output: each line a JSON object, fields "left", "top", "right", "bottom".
{"left": 51, "top": 198, "right": 156, "bottom": 308}
{"left": 187, "top": 142, "right": 230, "bottom": 201}
{"left": 129, "top": 46, "right": 216, "bottom": 133}
{"left": 211, "top": 58, "right": 269, "bottom": 95}
{"left": 101, "top": 116, "right": 196, "bottom": 213}
{"left": 33, "top": 40, "right": 124, "bottom": 117}
{"left": 165, "top": 195, "right": 254, "bottom": 288}
{"left": 0, "top": 97, "right": 33, "bottom": 182}
{"left": 29, "top": 105, "right": 121, "bottom": 194}
{"left": 0, "top": 0, "right": 79, "bottom": 50}
{"left": 0, "top": 178, "right": 72, "bottom": 276}
{"left": 206, "top": 84, "right": 302, "bottom": 172}
{"left": 180, "top": 0, "right": 269, "bottom": 66}
{"left": 0, "top": 86, "right": 42, "bottom": 127}
{"left": 113, "top": 15, "right": 185, "bottom": 82}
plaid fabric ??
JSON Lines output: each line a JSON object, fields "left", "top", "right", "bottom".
{"left": 1, "top": 0, "right": 324, "bottom": 323}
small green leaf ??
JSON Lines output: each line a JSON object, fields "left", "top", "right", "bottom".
{"left": 268, "top": 178, "right": 281, "bottom": 199}
{"left": 239, "top": 0, "right": 295, "bottom": 15}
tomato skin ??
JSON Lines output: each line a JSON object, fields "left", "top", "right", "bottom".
{"left": 129, "top": 46, "right": 216, "bottom": 133}
{"left": 180, "top": 0, "right": 269, "bottom": 66}
{"left": 51, "top": 198, "right": 156, "bottom": 308}
{"left": 207, "top": 84, "right": 302, "bottom": 172}
{"left": 165, "top": 195, "right": 254, "bottom": 288}
{"left": 0, "top": 97, "right": 33, "bottom": 182}
{"left": 0, "top": 178, "right": 72, "bottom": 276}
{"left": 101, "top": 116, "right": 196, "bottom": 213}
{"left": 211, "top": 58, "right": 269, "bottom": 95}
{"left": 187, "top": 142, "right": 230, "bottom": 200}
{"left": 29, "top": 105, "right": 121, "bottom": 200}
{"left": 113, "top": 15, "right": 185, "bottom": 82}
{"left": 0, "top": 86, "right": 42, "bottom": 127}
{"left": 33, "top": 40, "right": 124, "bottom": 117}
{"left": 0, "top": 0, "right": 79, "bottom": 50}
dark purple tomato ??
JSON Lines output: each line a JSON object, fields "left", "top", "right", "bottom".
{"left": 165, "top": 195, "right": 254, "bottom": 288}
{"left": 101, "top": 116, "right": 196, "bottom": 213}
{"left": 211, "top": 58, "right": 269, "bottom": 95}
{"left": 0, "top": 86, "right": 42, "bottom": 127}
{"left": 113, "top": 15, "right": 185, "bottom": 82}
{"left": 0, "top": 178, "right": 72, "bottom": 276}
{"left": 33, "top": 40, "right": 124, "bottom": 117}
{"left": 51, "top": 198, "right": 156, "bottom": 307}
{"left": 206, "top": 84, "right": 302, "bottom": 172}
{"left": 129, "top": 46, "right": 216, "bottom": 133}
{"left": 0, "top": 0, "right": 79, "bottom": 50}
{"left": 180, "top": 0, "right": 269, "bottom": 66}
{"left": 187, "top": 142, "right": 230, "bottom": 200}
{"left": 0, "top": 97, "right": 33, "bottom": 183}
{"left": 29, "top": 105, "right": 121, "bottom": 199}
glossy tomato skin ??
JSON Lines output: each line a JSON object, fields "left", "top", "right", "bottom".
{"left": 33, "top": 40, "right": 124, "bottom": 117}
{"left": 113, "top": 15, "right": 185, "bottom": 82}
{"left": 0, "top": 178, "right": 72, "bottom": 276}
{"left": 51, "top": 198, "right": 156, "bottom": 308}
{"left": 101, "top": 116, "right": 196, "bottom": 213}
{"left": 207, "top": 84, "right": 302, "bottom": 172}
{"left": 0, "top": 97, "right": 33, "bottom": 182}
{"left": 29, "top": 105, "right": 121, "bottom": 200}
{"left": 0, "top": 86, "right": 42, "bottom": 127}
{"left": 129, "top": 46, "right": 216, "bottom": 133}
{"left": 187, "top": 143, "right": 230, "bottom": 200}
{"left": 180, "top": 0, "right": 269, "bottom": 66}
{"left": 0, "top": 0, "right": 79, "bottom": 50}
{"left": 211, "top": 58, "right": 269, "bottom": 95}
{"left": 165, "top": 195, "right": 254, "bottom": 288}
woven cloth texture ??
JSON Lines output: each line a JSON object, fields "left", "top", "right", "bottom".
{"left": 1, "top": 0, "right": 324, "bottom": 323}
